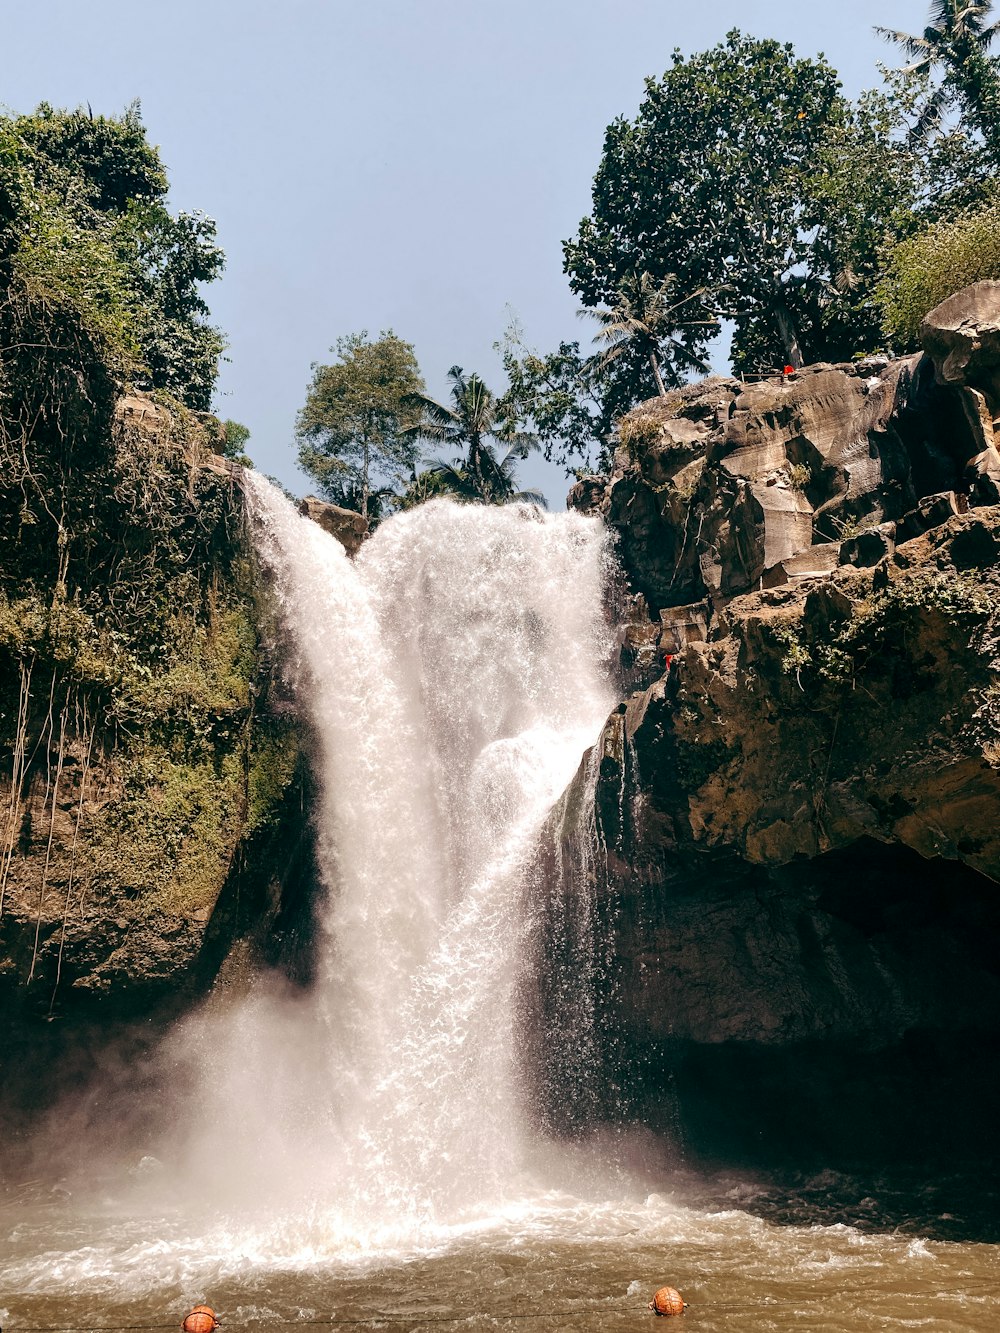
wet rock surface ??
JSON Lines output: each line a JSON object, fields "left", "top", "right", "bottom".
{"left": 546, "top": 314, "right": 1000, "bottom": 1170}
{"left": 299, "top": 494, "right": 368, "bottom": 555}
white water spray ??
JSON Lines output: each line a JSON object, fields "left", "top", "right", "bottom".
{"left": 170, "top": 478, "right": 617, "bottom": 1244}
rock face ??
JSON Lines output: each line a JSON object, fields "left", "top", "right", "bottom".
{"left": 920, "top": 281, "right": 1000, "bottom": 505}
{"left": 0, "top": 395, "right": 316, "bottom": 1125}
{"left": 299, "top": 495, "right": 368, "bottom": 555}
{"left": 539, "top": 287, "right": 1000, "bottom": 1172}
{"left": 573, "top": 346, "right": 995, "bottom": 613}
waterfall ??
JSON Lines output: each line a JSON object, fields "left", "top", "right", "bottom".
{"left": 168, "top": 477, "right": 617, "bottom": 1243}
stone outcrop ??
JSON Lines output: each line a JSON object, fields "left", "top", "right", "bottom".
{"left": 531, "top": 505, "right": 1000, "bottom": 1168}
{"left": 538, "top": 287, "right": 1000, "bottom": 1172}
{"left": 299, "top": 495, "right": 368, "bottom": 555}
{"left": 921, "top": 281, "right": 1000, "bottom": 505}
{"left": 573, "top": 290, "right": 1000, "bottom": 614}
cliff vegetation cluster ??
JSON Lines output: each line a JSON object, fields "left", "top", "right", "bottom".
{"left": 0, "top": 108, "right": 306, "bottom": 1084}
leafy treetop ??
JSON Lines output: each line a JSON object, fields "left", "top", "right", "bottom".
{"left": 402, "top": 366, "right": 545, "bottom": 507}
{"left": 0, "top": 101, "right": 225, "bottom": 412}
{"left": 296, "top": 331, "right": 424, "bottom": 523}
{"left": 564, "top": 31, "right": 853, "bottom": 375}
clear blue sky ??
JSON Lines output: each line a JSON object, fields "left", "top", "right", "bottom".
{"left": 4, "top": 1, "right": 921, "bottom": 504}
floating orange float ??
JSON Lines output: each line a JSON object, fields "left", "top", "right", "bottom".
{"left": 648, "top": 1285, "right": 686, "bottom": 1317}
{"left": 182, "top": 1306, "right": 220, "bottom": 1333}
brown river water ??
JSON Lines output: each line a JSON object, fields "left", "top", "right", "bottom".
{"left": 3, "top": 1164, "right": 998, "bottom": 1333}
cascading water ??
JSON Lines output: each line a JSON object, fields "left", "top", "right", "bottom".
{"left": 165, "top": 476, "right": 618, "bottom": 1243}
{"left": 6, "top": 479, "right": 1000, "bottom": 1329}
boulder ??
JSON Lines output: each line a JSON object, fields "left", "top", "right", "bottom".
{"left": 299, "top": 495, "right": 368, "bottom": 555}
{"left": 920, "top": 280, "right": 1000, "bottom": 404}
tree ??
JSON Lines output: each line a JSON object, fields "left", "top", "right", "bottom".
{"left": 498, "top": 332, "right": 615, "bottom": 474}
{"left": 584, "top": 271, "right": 715, "bottom": 395}
{"left": 402, "top": 366, "right": 545, "bottom": 506}
{"left": 876, "top": 1, "right": 1000, "bottom": 157}
{"left": 564, "top": 32, "right": 859, "bottom": 372}
{"left": 0, "top": 103, "right": 229, "bottom": 604}
{"left": 1, "top": 103, "right": 225, "bottom": 410}
{"left": 296, "top": 332, "right": 423, "bottom": 523}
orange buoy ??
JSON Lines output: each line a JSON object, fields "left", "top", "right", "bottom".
{"left": 182, "top": 1306, "right": 220, "bottom": 1333}
{"left": 648, "top": 1285, "right": 686, "bottom": 1317}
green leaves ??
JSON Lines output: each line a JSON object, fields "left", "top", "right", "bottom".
{"left": 563, "top": 31, "right": 912, "bottom": 376}
{"left": 0, "top": 102, "right": 226, "bottom": 415}
{"left": 877, "top": 192, "right": 1000, "bottom": 345}
{"left": 877, "top": 2, "right": 1000, "bottom": 162}
{"left": 402, "top": 365, "right": 545, "bottom": 506}
{"left": 296, "top": 331, "right": 424, "bottom": 522}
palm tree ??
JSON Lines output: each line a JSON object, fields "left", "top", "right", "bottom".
{"left": 583, "top": 271, "right": 717, "bottom": 396}
{"left": 876, "top": 1, "right": 1000, "bottom": 147}
{"left": 402, "top": 367, "right": 546, "bottom": 506}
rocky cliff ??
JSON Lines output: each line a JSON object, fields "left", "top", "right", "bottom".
{"left": 0, "top": 395, "right": 316, "bottom": 1125}
{"left": 533, "top": 284, "right": 1000, "bottom": 1171}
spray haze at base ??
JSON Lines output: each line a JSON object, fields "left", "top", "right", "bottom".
{"left": 151, "top": 480, "right": 621, "bottom": 1250}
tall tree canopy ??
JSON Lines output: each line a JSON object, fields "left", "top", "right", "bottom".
{"left": 563, "top": 31, "right": 915, "bottom": 376}
{"left": 0, "top": 102, "right": 230, "bottom": 608}
{"left": 585, "top": 271, "right": 714, "bottom": 395}
{"left": 0, "top": 102, "right": 225, "bottom": 412}
{"left": 297, "top": 332, "right": 424, "bottom": 522}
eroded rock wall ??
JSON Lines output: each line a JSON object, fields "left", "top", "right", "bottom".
{"left": 0, "top": 396, "right": 317, "bottom": 1124}
{"left": 539, "top": 286, "right": 1000, "bottom": 1170}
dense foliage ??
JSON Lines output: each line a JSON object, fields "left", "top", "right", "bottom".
{"left": 563, "top": 33, "right": 862, "bottom": 375}
{"left": 0, "top": 105, "right": 295, "bottom": 1003}
{"left": 878, "top": 193, "right": 1000, "bottom": 344}
{"left": 0, "top": 102, "right": 225, "bottom": 413}
{"left": 402, "top": 366, "right": 545, "bottom": 507}
{"left": 495, "top": 12, "right": 1000, "bottom": 473}
{"left": 296, "top": 331, "right": 424, "bottom": 522}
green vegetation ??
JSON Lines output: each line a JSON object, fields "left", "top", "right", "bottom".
{"left": 584, "top": 271, "right": 715, "bottom": 395}
{"left": 877, "top": 1, "right": 1000, "bottom": 157}
{"left": 0, "top": 103, "right": 297, "bottom": 993}
{"left": 771, "top": 572, "right": 993, "bottom": 690}
{"left": 296, "top": 331, "right": 424, "bottom": 524}
{"left": 562, "top": 33, "right": 870, "bottom": 377}
{"left": 877, "top": 194, "right": 1000, "bottom": 344}
{"left": 294, "top": 6, "right": 1000, "bottom": 489}
{"left": 296, "top": 343, "right": 547, "bottom": 516}
{"left": 497, "top": 333, "right": 613, "bottom": 475}
{"left": 402, "top": 366, "right": 545, "bottom": 507}
{"left": 494, "top": 9, "right": 1000, "bottom": 471}
{"left": 0, "top": 102, "right": 225, "bottom": 413}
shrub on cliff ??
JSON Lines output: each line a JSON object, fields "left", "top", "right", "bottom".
{"left": 877, "top": 195, "right": 1000, "bottom": 346}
